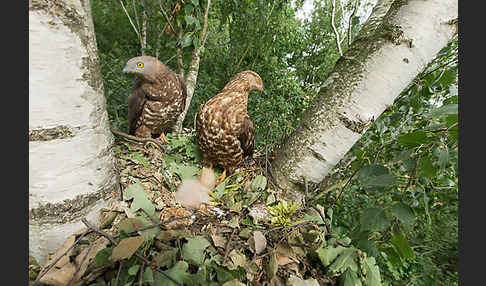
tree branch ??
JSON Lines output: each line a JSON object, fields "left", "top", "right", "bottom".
{"left": 198, "top": 0, "right": 211, "bottom": 47}
{"left": 347, "top": 0, "right": 359, "bottom": 46}
{"left": 119, "top": 0, "right": 141, "bottom": 44}
{"left": 330, "top": 0, "right": 343, "bottom": 56}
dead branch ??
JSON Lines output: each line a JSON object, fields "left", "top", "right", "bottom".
{"left": 110, "top": 128, "right": 168, "bottom": 152}
{"left": 119, "top": 0, "right": 142, "bottom": 43}
{"left": 66, "top": 242, "right": 95, "bottom": 286}
{"left": 32, "top": 230, "right": 91, "bottom": 286}
{"left": 222, "top": 228, "right": 238, "bottom": 264}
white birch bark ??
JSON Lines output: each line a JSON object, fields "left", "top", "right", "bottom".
{"left": 270, "top": 0, "right": 458, "bottom": 200}
{"left": 29, "top": 0, "right": 118, "bottom": 265}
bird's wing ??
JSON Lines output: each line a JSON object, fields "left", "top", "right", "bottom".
{"left": 238, "top": 113, "right": 254, "bottom": 157}
{"left": 127, "top": 81, "right": 147, "bottom": 135}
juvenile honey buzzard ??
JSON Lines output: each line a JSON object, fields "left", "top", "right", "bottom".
{"left": 123, "top": 55, "right": 186, "bottom": 140}
{"left": 196, "top": 70, "right": 264, "bottom": 177}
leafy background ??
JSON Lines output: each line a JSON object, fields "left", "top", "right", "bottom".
{"left": 85, "top": 0, "right": 459, "bottom": 285}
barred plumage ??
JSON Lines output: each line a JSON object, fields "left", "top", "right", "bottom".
{"left": 196, "top": 70, "right": 264, "bottom": 173}
{"left": 123, "top": 56, "right": 186, "bottom": 138}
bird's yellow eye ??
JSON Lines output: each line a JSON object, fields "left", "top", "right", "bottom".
{"left": 136, "top": 62, "right": 144, "bottom": 68}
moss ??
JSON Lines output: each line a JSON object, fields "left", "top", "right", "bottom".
{"left": 29, "top": 125, "right": 77, "bottom": 141}
{"left": 29, "top": 181, "right": 118, "bottom": 224}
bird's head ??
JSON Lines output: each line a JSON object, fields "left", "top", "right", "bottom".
{"left": 242, "top": 70, "right": 264, "bottom": 93}
{"left": 123, "top": 56, "right": 162, "bottom": 81}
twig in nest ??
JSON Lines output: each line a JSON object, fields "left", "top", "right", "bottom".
{"left": 139, "top": 263, "right": 145, "bottom": 286}
{"left": 153, "top": 265, "right": 160, "bottom": 286}
{"left": 66, "top": 241, "right": 95, "bottom": 286}
{"left": 81, "top": 218, "right": 183, "bottom": 286}
{"left": 32, "top": 230, "right": 91, "bottom": 286}
{"left": 222, "top": 228, "right": 238, "bottom": 264}
{"left": 111, "top": 128, "right": 168, "bottom": 152}
{"left": 113, "top": 215, "right": 194, "bottom": 239}
{"left": 114, "top": 260, "right": 124, "bottom": 286}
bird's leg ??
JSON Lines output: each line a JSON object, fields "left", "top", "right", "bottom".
{"left": 215, "top": 169, "right": 227, "bottom": 185}
{"left": 157, "top": 133, "right": 170, "bottom": 144}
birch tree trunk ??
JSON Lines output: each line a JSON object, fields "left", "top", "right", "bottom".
{"left": 29, "top": 0, "right": 119, "bottom": 265}
{"left": 270, "top": 0, "right": 458, "bottom": 201}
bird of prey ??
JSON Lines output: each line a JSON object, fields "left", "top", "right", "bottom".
{"left": 196, "top": 70, "right": 264, "bottom": 181}
{"left": 123, "top": 55, "right": 186, "bottom": 142}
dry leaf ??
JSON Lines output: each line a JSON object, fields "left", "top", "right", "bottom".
{"left": 211, "top": 234, "right": 227, "bottom": 248}
{"left": 253, "top": 231, "right": 267, "bottom": 255}
{"left": 110, "top": 235, "right": 145, "bottom": 261}
{"left": 40, "top": 235, "right": 109, "bottom": 286}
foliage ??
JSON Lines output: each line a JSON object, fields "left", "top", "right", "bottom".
{"left": 267, "top": 200, "right": 302, "bottom": 227}
{"left": 87, "top": 1, "right": 458, "bottom": 285}
{"left": 319, "top": 36, "right": 458, "bottom": 286}
{"left": 91, "top": 0, "right": 354, "bottom": 150}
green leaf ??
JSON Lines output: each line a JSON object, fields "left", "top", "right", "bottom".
{"left": 191, "top": 0, "right": 199, "bottom": 6}
{"left": 138, "top": 215, "right": 162, "bottom": 241}
{"left": 397, "top": 131, "right": 429, "bottom": 147}
{"left": 356, "top": 239, "right": 379, "bottom": 258}
{"left": 426, "top": 104, "right": 458, "bottom": 118}
{"left": 124, "top": 183, "right": 156, "bottom": 216}
{"left": 154, "top": 247, "right": 178, "bottom": 268}
{"left": 383, "top": 247, "right": 401, "bottom": 266}
{"left": 184, "top": 15, "right": 197, "bottom": 25}
{"left": 180, "top": 34, "right": 192, "bottom": 48}
{"left": 182, "top": 236, "right": 211, "bottom": 266}
{"left": 362, "top": 174, "right": 397, "bottom": 188}
{"left": 157, "top": 261, "right": 191, "bottom": 286}
{"left": 391, "top": 233, "right": 415, "bottom": 260}
{"left": 393, "top": 149, "right": 413, "bottom": 162}
{"left": 418, "top": 156, "right": 436, "bottom": 178}
{"left": 128, "top": 264, "right": 140, "bottom": 276}
{"left": 439, "top": 68, "right": 457, "bottom": 87}
{"left": 214, "top": 181, "right": 226, "bottom": 198}
{"left": 174, "top": 163, "right": 200, "bottom": 180}
{"left": 326, "top": 247, "right": 359, "bottom": 276}
{"left": 438, "top": 148, "right": 449, "bottom": 169}
{"left": 251, "top": 175, "right": 267, "bottom": 192}
{"left": 363, "top": 257, "right": 382, "bottom": 286}
{"left": 316, "top": 245, "right": 346, "bottom": 267}
{"left": 184, "top": 4, "right": 194, "bottom": 15}
{"left": 445, "top": 114, "right": 458, "bottom": 127}
{"left": 358, "top": 164, "right": 388, "bottom": 181}
{"left": 360, "top": 208, "right": 389, "bottom": 231}
{"left": 94, "top": 247, "right": 112, "bottom": 267}
{"left": 143, "top": 267, "right": 154, "bottom": 284}
{"left": 391, "top": 202, "right": 415, "bottom": 228}
{"left": 340, "top": 268, "right": 362, "bottom": 286}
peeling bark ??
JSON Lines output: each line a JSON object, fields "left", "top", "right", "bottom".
{"left": 270, "top": 0, "right": 458, "bottom": 201}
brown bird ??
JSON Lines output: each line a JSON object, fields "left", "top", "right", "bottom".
{"left": 196, "top": 70, "right": 264, "bottom": 181}
{"left": 123, "top": 56, "right": 186, "bottom": 142}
